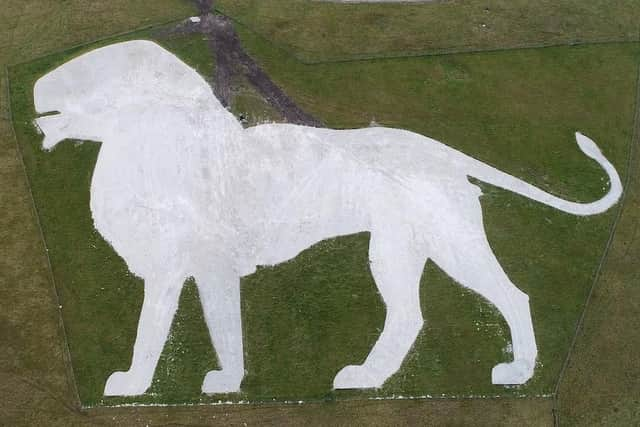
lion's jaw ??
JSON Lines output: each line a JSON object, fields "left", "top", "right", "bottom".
{"left": 33, "top": 56, "right": 113, "bottom": 149}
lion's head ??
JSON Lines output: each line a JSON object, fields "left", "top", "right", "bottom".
{"left": 33, "top": 40, "right": 220, "bottom": 150}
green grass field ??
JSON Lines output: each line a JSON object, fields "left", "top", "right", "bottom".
{"left": 8, "top": 19, "right": 639, "bottom": 409}
{"left": 216, "top": 0, "right": 640, "bottom": 62}
{"left": 2, "top": 1, "right": 640, "bottom": 425}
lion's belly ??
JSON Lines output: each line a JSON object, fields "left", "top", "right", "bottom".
{"left": 252, "top": 211, "right": 370, "bottom": 269}
{"left": 247, "top": 163, "right": 378, "bottom": 269}
{"left": 246, "top": 170, "right": 482, "bottom": 270}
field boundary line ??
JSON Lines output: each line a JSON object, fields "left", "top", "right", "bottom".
{"left": 4, "top": 66, "right": 82, "bottom": 412}
{"left": 82, "top": 393, "right": 553, "bottom": 412}
{"left": 551, "top": 48, "right": 640, "bottom": 426}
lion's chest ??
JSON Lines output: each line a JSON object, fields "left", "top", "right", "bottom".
{"left": 88, "top": 140, "right": 218, "bottom": 273}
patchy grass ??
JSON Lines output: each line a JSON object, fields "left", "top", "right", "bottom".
{"left": 158, "top": 32, "right": 215, "bottom": 79}
{"left": 148, "top": 280, "right": 220, "bottom": 404}
{"left": 9, "top": 15, "right": 640, "bottom": 410}
{"left": 1, "top": 0, "right": 196, "bottom": 65}
{"left": 216, "top": 0, "right": 640, "bottom": 62}
{"left": 230, "top": 81, "right": 283, "bottom": 126}
{"left": 556, "top": 63, "right": 640, "bottom": 425}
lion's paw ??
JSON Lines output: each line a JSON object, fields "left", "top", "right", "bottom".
{"left": 491, "top": 359, "right": 534, "bottom": 385}
{"left": 104, "top": 370, "right": 150, "bottom": 396}
{"left": 333, "top": 364, "right": 384, "bottom": 389}
{"left": 201, "top": 369, "right": 243, "bottom": 394}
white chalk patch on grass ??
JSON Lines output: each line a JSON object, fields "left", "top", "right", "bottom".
{"left": 33, "top": 40, "right": 622, "bottom": 396}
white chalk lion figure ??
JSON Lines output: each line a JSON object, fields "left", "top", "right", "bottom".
{"left": 33, "top": 40, "right": 621, "bottom": 396}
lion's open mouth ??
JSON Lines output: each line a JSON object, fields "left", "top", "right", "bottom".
{"left": 34, "top": 111, "right": 68, "bottom": 150}
{"left": 36, "top": 110, "right": 62, "bottom": 118}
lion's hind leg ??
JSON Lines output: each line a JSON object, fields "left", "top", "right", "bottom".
{"left": 333, "top": 228, "right": 426, "bottom": 389}
{"left": 430, "top": 218, "right": 538, "bottom": 385}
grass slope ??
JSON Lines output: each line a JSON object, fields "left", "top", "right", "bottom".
{"left": 9, "top": 20, "right": 639, "bottom": 409}
{"left": 216, "top": 0, "right": 640, "bottom": 62}
{"left": 556, "top": 62, "right": 640, "bottom": 426}
{"left": 2, "top": 1, "right": 638, "bottom": 425}
{"left": 0, "top": 0, "right": 195, "bottom": 65}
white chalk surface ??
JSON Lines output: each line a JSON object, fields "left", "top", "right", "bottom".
{"left": 33, "top": 40, "right": 621, "bottom": 396}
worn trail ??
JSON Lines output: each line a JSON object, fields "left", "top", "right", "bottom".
{"left": 161, "top": 0, "right": 321, "bottom": 126}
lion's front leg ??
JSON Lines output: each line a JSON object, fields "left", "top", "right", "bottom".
{"left": 104, "top": 274, "right": 183, "bottom": 396}
{"left": 196, "top": 269, "right": 244, "bottom": 394}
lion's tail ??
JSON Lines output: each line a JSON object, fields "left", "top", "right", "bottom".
{"left": 467, "top": 132, "right": 622, "bottom": 216}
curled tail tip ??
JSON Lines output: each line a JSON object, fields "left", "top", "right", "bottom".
{"left": 575, "top": 132, "right": 623, "bottom": 212}
{"left": 575, "top": 131, "right": 602, "bottom": 159}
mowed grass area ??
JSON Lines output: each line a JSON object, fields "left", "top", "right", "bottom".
{"left": 9, "top": 16, "right": 640, "bottom": 410}
{"left": 216, "top": 0, "right": 640, "bottom": 62}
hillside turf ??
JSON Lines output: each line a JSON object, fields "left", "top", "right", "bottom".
{"left": 8, "top": 22, "right": 639, "bottom": 408}
{"left": 2, "top": 1, "right": 639, "bottom": 425}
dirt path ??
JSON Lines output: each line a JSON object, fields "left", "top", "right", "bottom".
{"left": 162, "top": 0, "right": 321, "bottom": 127}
